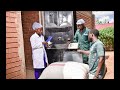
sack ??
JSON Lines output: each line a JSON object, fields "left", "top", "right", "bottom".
{"left": 63, "top": 61, "right": 89, "bottom": 79}
{"left": 39, "top": 61, "right": 89, "bottom": 79}
{"left": 39, "top": 62, "right": 65, "bottom": 79}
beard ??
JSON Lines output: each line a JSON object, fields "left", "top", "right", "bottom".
{"left": 88, "top": 37, "right": 92, "bottom": 42}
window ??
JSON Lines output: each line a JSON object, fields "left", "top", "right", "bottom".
{"left": 44, "top": 11, "right": 73, "bottom": 28}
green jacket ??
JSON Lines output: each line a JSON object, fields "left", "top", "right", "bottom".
{"left": 73, "top": 27, "right": 90, "bottom": 63}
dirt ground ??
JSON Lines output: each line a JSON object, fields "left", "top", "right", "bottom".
{"left": 104, "top": 51, "right": 114, "bottom": 79}
{"left": 26, "top": 51, "right": 114, "bottom": 79}
{"left": 26, "top": 69, "right": 34, "bottom": 79}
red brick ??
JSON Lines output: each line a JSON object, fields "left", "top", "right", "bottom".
{"left": 6, "top": 60, "right": 22, "bottom": 69}
{"left": 6, "top": 53, "right": 19, "bottom": 59}
{"left": 6, "top": 43, "right": 19, "bottom": 48}
{"left": 6, "top": 33, "right": 18, "bottom": 38}
{"left": 6, "top": 22, "right": 16, "bottom": 28}
{"left": 24, "top": 45, "right": 31, "bottom": 50}
{"left": 6, "top": 17, "right": 16, "bottom": 23}
{"left": 6, "top": 12, "right": 17, "bottom": 18}
{"left": 6, "top": 27, "right": 17, "bottom": 33}
{"left": 6, "top": 11, "right": 24, "bottom": 79}
{"left": 6, "top": 47, "right": 18, "bottom": 54}
{"left": 6, "top": 65, "right": 21, "bottom": 74}
{"left": 6, "top": 12, "right": 10, "bottom": 16}
{"left": 6, "top": 38, "right": 18, "bottom": 43}
{"left": 6, "top": 57, "right": 20, "bottom": 64}
{"left": 8, "top": 11, "right": 17, "bottom": 17}
{"left": 11, "top": 74, "right": 23, "bottom": 79}
{"left": 76, "top": 11, "right": 94, "bottom": 29}
{"left": 6, "top": 70, "right": 21, "bottom": 79}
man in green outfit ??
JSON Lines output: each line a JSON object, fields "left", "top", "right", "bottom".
{"left": 77, "top": 29, "right": 106, "bottom": 79}
{"left": 73, "top": 19, "right": 90, "bottom": 64}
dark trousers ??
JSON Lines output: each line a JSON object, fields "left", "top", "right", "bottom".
{"left": 34, "top": 68, "right": 45, "bottom": 79}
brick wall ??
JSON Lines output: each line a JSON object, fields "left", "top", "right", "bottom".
{"left": 76, "top": 11, "right": 95, "bottom": 29}
{"left": 21, "top": 11, "right": 39, "bottom": 69}
{"left": 6, "top": 11, "right": 26, "bottom": 79}
{"left": 92, "top": 14, "right": 95, "bottom": 29}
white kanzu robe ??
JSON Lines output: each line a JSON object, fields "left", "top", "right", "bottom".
{"left": 30, "top": 33, "right": 48, "bottom": 68}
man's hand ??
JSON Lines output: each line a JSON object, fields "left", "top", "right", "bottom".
{"left": 42, "top": 41, "right": 49, "bottom": 47}
{"left": 93, "top": 75, "right": 98, "bottom": 79}
{"left": 94, "top": 57, "right": 104, "bottom": 79}
{"left": 77, "top": 49, "right": 82, "bottom": 53}
{"left": 42, "top": 41, "right": 48, "bottom": 45}
{"left": 77, "top": 49, "right": 90, "bottom": 56}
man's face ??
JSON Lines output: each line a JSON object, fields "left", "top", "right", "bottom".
{"left": 77, "top": 24, "right": 84, "bottom": 30}
{"left": 88, "top": 33, "right": 93, "bottom": 42}
{"left": 36, "top": 28, "right": 43, "bottom": 35}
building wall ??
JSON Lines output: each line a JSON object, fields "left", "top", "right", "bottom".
{"left": 6, "top": 11, "right": 26, "bottom": 79}
{"left": 92, "top": 14, "right": 95, "bottom": 29}
{"left": 21, "top": 11, "right": 39, "bottom": 69}
{"left": 17, "top": 11, "right": 26, "bottom": 79}
{"left": 76, "top": 11, "right": 95, "bottom": 29}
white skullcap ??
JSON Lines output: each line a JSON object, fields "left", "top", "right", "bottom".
{"left": 32, "top": 22, "right": 43, "bottom": 30}
{"left": 76, "top": 19, "right": 85, "bottom": 25}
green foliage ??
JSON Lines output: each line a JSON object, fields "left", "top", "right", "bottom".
{"left": 98, "top": 27, "right": 114, "bottom": 50}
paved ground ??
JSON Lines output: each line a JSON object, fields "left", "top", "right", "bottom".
{"left": 26, "top": 51, "right": 114, "bottom": 79}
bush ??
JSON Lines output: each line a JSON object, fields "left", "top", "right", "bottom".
{"left": 98, "top": 27, "right": 114, "bottom": 51}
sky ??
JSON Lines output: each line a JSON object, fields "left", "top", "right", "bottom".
{"left": 92, "top": 11, "right": 114, "bottom": 23}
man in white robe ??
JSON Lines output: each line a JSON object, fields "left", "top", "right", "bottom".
{"left": 30, "top": 22, "right": 48, "bottom": 79}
